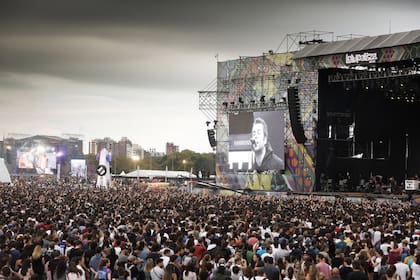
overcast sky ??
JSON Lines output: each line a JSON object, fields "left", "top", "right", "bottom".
{"left": 1, "top": 0, "right": 420, "bottom": 154}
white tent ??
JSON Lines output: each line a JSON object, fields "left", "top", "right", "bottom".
{"left": 123, "top": 169, "right": 197, "bottom": 179}
{"left": 0, "top": 158, "right": 11, "bottom": 184}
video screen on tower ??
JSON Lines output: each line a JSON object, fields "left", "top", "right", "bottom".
{"left": 71, "top": 159, "right": 86, "bottom": 177}
{"left": 17, "top": 141, "right": 57, "bottom": 174}
{"left": 228, "top": 111, "right": 285, "bottom": 172}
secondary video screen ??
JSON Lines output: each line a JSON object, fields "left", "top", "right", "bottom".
{"left": 17, "top": 141, "right": 57, "bottom": 174}
{"left": 228, "top": 111, "right": 285, "bottom": 172}
{"left": 71, "top": 159, "right": 87, "bottom": 177}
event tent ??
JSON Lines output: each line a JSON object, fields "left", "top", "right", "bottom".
{"left": 0, "top": 158, "right": 11, "bottom": 183}
{"left": 122, "top": 169, "right": 197, "bottom": 179}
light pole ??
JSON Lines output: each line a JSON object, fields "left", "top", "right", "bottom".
{"left": 132, "top": 155, "right": 140, "bottom": 186}
{"left": 182, "top": 159, "right": 187, "bottom": 171}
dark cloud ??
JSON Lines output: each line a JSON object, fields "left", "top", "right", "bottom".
{"left": 0, "top": 0, "right": 419, "bottom": 90}
{"left": 0, "top": 29, "right": 216, "bottom": 90}
{"left": 0, "top": 0, "right": 419, "bottom": 153}
{"left": 0, "top": 0, "right": 274, "bottom": 26}
{"left": 0, "top": 0, "right": 290, "bottom": 90}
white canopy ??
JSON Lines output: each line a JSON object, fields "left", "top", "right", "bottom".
{"left": 122, "top": 169, "right": 196, "bottom": 179}
{"left": 0, "top": 158, "right": 11, "bottom": 183}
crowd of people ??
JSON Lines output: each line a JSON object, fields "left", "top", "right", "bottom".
{"left": 0, "top": 177, "right": 419, "bottom": 280}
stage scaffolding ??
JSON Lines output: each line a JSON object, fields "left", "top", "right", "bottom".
{"left": 198, "top": 52, "right": 319, "bottom": 192}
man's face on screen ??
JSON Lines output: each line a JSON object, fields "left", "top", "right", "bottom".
{"left": 251, "top": 123, "right": 267, "bottom": 152}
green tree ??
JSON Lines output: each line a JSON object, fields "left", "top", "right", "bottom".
{"left": 159, "top": 150, "right": 215, "bottom": 178}
{"left": 86, "top": 150, "right": 215, "bottom": 178}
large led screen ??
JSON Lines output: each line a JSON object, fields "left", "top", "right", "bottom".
{"left": 71, "top": 159, "right": 86, "bottom": 177}
{"left": 17, "top": 141, "right": 57, "bottom": 174}
{"left": 228, "top": 111, "right": 285, "bottom": 172}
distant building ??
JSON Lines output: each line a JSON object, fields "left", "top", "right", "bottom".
{"left": 89, "top": 137, "right": 146, "bottom": 159}
{"left": 89, "top": 137, "right": 116, "bottom": 155}
{"left": 148, "top": 148, "right": 165, "bottom": 157}
{"left": 114, "top": 137, "right": 132, "bottom": 158}
{"left": 166, "top": 142, "right": 179, "bottom": 155}
{"left": 132, "top": 144, "right": 145, "bottom": 160}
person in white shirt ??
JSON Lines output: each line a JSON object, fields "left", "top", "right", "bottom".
{"left": 394, "top": 259, "right": 411, "bottom": 280}
{"left": 273, "top": 240, "right": 290, "bottom": 263}
{"left": 260, "top": 246, "right": 274, "bottom": 261}
{"left": 372, "top": 227, "right": 382, "bottom": 247}
{"left": 411, "top": 255, "right": 420, "bottom": 280}
{"left": 372, "top": 249, "right": 383, "bottom": 280}
{"left": 161, "top": 249, "right": 171, "bottom": 268}
{"left": 380, "top": 237, "right": 392, "bottom": 256}
{"left": 151, "top": 258, "right": 165, "bottom": 280}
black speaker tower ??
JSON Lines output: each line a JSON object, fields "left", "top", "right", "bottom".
{"left": 287, "top": 87, "right": 307, "bottom": 144}
{"left": 207, "top": 129, "right": 217, "bottom": 147}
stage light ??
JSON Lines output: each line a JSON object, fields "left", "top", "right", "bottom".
{"left": 206, "top": 121, "right": 211, "bottom": 127}
{"left": 270, "top": 97, "right": 276, "bottom": 104}
{"left": 296, "top": 78, "right": 301, "bottom": 84}
{"left": 238, "top": 97, "right": 244, "bottom": 104}
{"left": 222, "top": 102, "right": 228, "bottom": 108}
{"left": 260, "top": 95, "right": 265, "bottom": 103}
{"left": 230, "top": 101, "right": 235, "bottom": 107}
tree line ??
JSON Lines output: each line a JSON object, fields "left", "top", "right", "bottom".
{"left": 86, "top": 150, "right": 215, "bottom": 178}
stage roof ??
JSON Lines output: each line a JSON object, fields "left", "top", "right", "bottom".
{"left": 293, "top": 29, "right": 420, "bottom": 59}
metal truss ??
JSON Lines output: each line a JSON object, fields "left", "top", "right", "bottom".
{"left": 275, "top": 30, "right": 334, "bottom": 53}
{"left": 198, "top": 90, "right": 218, "bottom": 121}
{"left": 328, "top": 66, "right": 420, "bottom": 83}
{"left": 219, "top": 99, "right": 288, "bottom": 114}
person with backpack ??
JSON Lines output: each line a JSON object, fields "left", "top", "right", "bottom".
{"left": 95, "top": 258, "right": 111, "bottom": 280}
